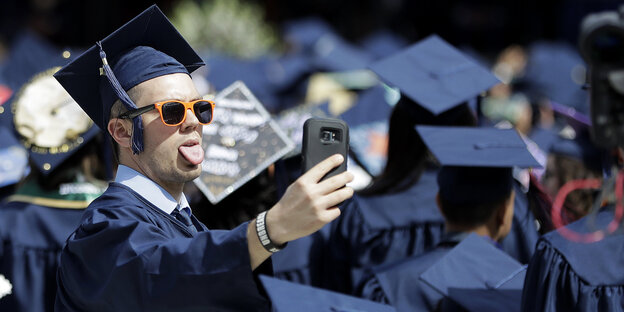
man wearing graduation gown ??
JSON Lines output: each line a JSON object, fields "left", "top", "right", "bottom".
{"left": 360, "top": 126, "right": 540, "bottom": 311}
{"left": 52, "top": 6, "right": 354, "bottom": 311}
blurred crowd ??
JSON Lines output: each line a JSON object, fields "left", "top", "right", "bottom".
{"left": 0, "top": 0, "right": 622, "bottom": 311}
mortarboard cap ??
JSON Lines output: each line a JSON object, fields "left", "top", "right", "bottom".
{"left": 420, "top": 233, "right": 526, "bottom": 312}
{"left": 369, "top": 35, "right": 500, "bottom": 115}
{"left": 259, "top": 275, "right": 396, "bottom": 312}
{"left": 0, "top": 30, "right": 78, "bottom": 126}
{"left": 313, "top": 34, "right": 375, "bottom": 72}
{"left": 283, "top": 17, "right": 336, "bottom": 52}
{"left": 359, "top": 30, "right": 409, "bottom": 60}
{"left": 0, "top": 32, "right": 102, "bottom": 176}
{"left": 11, "top": 66, "right": 100, "bottom": 175}
{"left": 0, "top": 30, "right": 71, "bottom": 91}
{"left": 524, "top": 42, "right": 589, "bottom": 115}
{"left": 416, "top": 125, "right": 540, "bottom": 205}
{"left": 53, "top": 5, "right": 204, "bottom": 154}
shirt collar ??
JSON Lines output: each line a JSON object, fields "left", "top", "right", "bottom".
{"left": 114, "top": 165, "right": 190, "bottom": 214}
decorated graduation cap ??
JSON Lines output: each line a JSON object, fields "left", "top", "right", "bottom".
{"left": 259, "top": 275, "right": 396, "bottom": 312}
{"left": 369, "top": 34, "right": 500, "bottom": 115}
{"left": 0, "top": 30, "right": 102, "bottom": 176}
{"left": 419, "top": 233, "right": 526, "bottom": 312}
{"left": 11, "top": 66, "right": 100, "bottom": 175}
{"left": 54, "top": 5, "right": 205, "bottom": 154}
{"left": 416, "top": 125, "right": 540, "bottom": 206}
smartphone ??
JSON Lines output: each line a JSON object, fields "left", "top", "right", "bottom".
{"left": 301, "top": 118, "right": 349, "bottom": 181}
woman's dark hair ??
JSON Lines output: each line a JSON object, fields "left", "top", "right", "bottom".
{"left": 358, "top": 98, "right": 477, "bottom": 196}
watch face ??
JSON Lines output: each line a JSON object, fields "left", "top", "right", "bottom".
{"left": 12, "top": 67, "right": 92, "bottom": 154}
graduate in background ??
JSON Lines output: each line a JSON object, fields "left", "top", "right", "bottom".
{"left": 360, "top": 126, "right": 541, "bottom": 311}
{"left": 521, "top": 7, "right": 624, "bottom": 308}
{"left": 53, "top": 6, "right": 353, "bottom": 311}
{"left": 0, "top": 65, "right": 107, "bottom": 311}
{"left": 324, "top": 34, "right": 540, "bottom": 294}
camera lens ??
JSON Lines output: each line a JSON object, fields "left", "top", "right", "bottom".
{"left": 322, "top": 130, "right": 333, "bottom": 142}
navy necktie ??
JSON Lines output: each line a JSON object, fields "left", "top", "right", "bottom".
{"left": 171, "top": 206, "right": 197, "bottom": 234}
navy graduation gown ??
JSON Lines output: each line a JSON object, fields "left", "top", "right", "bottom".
{"left": 271, "top": 226, "right": 329, "bottom": 286}
{"left": 359, "top": 232, "right": 463, "bottom": 311}
{"left": 325, "top": 169, "right": 446, "bottom": 294}
{"left": 500, "top": 182, "right": 540, "bottom": 264}
{"left": 0, "top": 200, "right": 86, "bottom": 312}
{"left": 522, "top": 208, "right": 624, "bottom": 311}
{"left": 361, "top": 233, "right": 526, "bottom": 312}
{"left": 55, "top": 183, "right": 270, "bottom": 311}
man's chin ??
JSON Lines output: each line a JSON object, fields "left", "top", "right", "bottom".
{"left": 181, "top": 165, "right": 202, "bottom": 181}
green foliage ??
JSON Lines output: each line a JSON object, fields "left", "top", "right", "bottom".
{"left": 171, "top": 0, "right": 280, "bottom": 59}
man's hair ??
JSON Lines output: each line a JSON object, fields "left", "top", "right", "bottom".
{"left": 438, "top": 190, "right": 513, "bottom": 228}
{"left": 108, "top": 87, "right": 141, "bottom": 163}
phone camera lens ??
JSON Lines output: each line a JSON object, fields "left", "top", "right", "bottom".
{"left": 322, "top": 130, "right": 334, "bottom": 142}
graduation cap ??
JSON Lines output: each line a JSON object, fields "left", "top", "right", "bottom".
{"left": 10, "top": 67, "right": 100, "bottom": 175}
{"left": 283, "top": 17, "right": 336, "bottom": 52}
{"left": 524, "top": 41, "right": 589, "bottom": 115}
{"left": 259, "top": 275, "right": 396, "bottom": 312}
{"left": 416, "top": 125, "right": 540, "bottom": 206}
{"left": 204, "top": 53, "right": 312, "bottom": 113}
{"left": 0, "top": 30, "right": 78, "bottom": 126}
{"left": 0, "top": 30, "right": 74, "bottom": 91}
{"left": 0, "top": 31, "right": 102, "bottom": 176}
{"left": 312, "top": 34, "right": 375, "bottom": 72}
{"left": 53, "top": 5, "right": 205, "bottom": 154}
{"left": 369, "top": 34, "right": 500, "bottom": 115}
{"left": 359, "top": 30, "right": 409, "bottom": 60}
{"left": 419, "top": 233, "right": 526, "bottom": 312}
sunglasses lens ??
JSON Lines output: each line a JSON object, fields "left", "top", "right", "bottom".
{"left": 194, "top": 101, "right": 213, "bottom": 124}
{"left": 161, "top": 102, "right": 185, "bottom": 125}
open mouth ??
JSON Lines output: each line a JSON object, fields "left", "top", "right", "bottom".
{"left": 178, "top": 139, "right": 204, "bottom": 165}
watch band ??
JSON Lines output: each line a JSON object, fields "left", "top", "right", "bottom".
{"left": 255, "top": 211, "right": 287, "bottom": 253}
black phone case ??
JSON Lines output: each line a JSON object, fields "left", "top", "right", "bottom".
{"left": 301, "top": 118, "right": 349, "bottom": 181}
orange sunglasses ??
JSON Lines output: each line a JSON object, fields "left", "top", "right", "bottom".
{"left": 119, "top": 99, "right": 215, "bottom": 126}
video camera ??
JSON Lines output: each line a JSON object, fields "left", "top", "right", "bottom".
{"left": 579, "top": 5, "right": 624, "bottom": 148}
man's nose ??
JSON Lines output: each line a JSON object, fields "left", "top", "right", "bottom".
{"left": 181, "top": 108, "right": 200, "bottom": 129}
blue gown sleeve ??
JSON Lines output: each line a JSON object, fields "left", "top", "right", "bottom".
{"left": 522, "top": 238, "right": 624, "bottom": 311}
{"left": 324, "top": 198, "right": 367, "bottom": 294}
{"left": 56, "top": 207, "right": 269, "bottom": 311}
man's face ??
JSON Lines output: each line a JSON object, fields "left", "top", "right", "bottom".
{"left": 127, "top": 73, "right": 204, "bottom": 190}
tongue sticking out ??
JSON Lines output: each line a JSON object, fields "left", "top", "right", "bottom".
{"left": 178, "top": 144, "right": 204, "bottom": 165}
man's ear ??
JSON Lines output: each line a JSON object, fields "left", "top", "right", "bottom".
{"left": 108, "top": 118, "right": 132, "bottom": 148}
{"left": 496, "top": 191, "right": 515, "bottom": 226}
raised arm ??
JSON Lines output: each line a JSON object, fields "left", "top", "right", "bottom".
{"left": 247, "top": 154, "right": 354, "bottom": 269}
